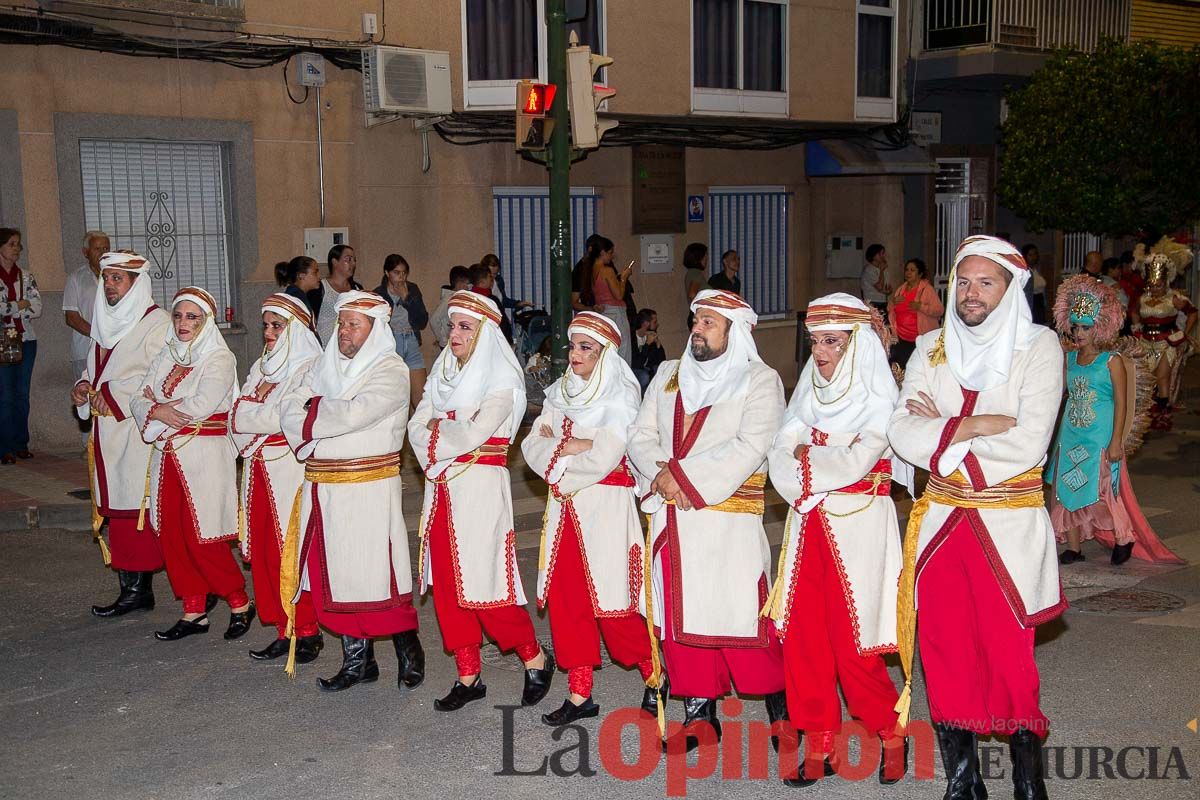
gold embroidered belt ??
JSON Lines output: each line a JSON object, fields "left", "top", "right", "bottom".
{"left": 304, "top": 452, "right": 402, "bottom": 483}
{"left": 708, "top": 472, "right": 767, "bottom": 514}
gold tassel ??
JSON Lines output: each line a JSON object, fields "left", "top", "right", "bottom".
{"left": 927, "top": 267, "right": 953, "bottom": 367}
{"left": 760, "top": 509, "right": 793, "bottom": 619}
{"left": 85, "top": 432, "right": 112, "bottom": 565}
{"left": 642, "top": 513, "right": 666, "bottom": 738}
{"left": 279, "top": 485, "right": 305, "bottom": 678}
{"left": 136, "top": 448, "right": 154, "bottom": 532}
{"left": 536, "top": 495, "right": 552, "bottom": 571}
{"left": 893, "top": 494, "right": 931, "bottom": 732}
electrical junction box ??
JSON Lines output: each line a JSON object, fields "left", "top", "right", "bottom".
{"left": 304, "top": 227, "right": 349, "bottom": 262}
{"left": 296, "top": 53, "right": 327, "bottom": 88}
{"left": 826, "top": 234, "right": 865, "bottom": 279}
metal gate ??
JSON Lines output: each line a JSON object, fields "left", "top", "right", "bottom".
{"left": 934, "top": 158, "right": 972, "bottom": 294}
{"left": 1061, "top": 232, "right": 1102, "bottom": 274}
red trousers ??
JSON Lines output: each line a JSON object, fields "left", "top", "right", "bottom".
{"left": 659, "top": 533, "right": 786, "bottom": 699}
{"left": 428, "top": 485, "right": 538, "bottom": 675}
{"left": 107, "top": 516, "right": 164, "bottom": 572}
{"left": 303, "top": 503, "right": 418, "bottom": 638}
{"left": 546, "top": 511, "right": 653, "bottom": 686}
{"left": 157, "top": 455, "right": 247, "bottom": 615}
{"left": 783, "top": 512, "right": 899, "bottom": 736}
{"left": 247, "top": 465, "right": 317, "bottom": 638}
{"left": 917, "top": 516, "right": 1049, "bottom": 737}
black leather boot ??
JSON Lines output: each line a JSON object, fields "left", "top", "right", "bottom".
{"left": 521, "top": 647, "right": 555, "bottom": 706}
{"left": 765, "top": 690, "right": 799, "bottom": 755}
{"left": 392, "top": 630, "right": 425, "bottom": 689}
{"left": 294, "top": 633, "right": 324, "bottom": 664}
{"left": 663, "top": 697, "right": 721, "bottom": 753}
{"left": 92, "top": 570, "right": 155, "bottom": 617}
{"left": 317, "top": 637, "right": 379, "bottom": 692}
{"left": 641, "top": 672, "right": 669, "bottom": 718}
{"left": 935, "top": 723, "right": 987, "bottom": 800}
{"left": 1009, "top": 728, "right": 1048, "bottom": 800}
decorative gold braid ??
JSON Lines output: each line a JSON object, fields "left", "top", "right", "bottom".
{"left": 760, "top": 508, "right": 793, "bottom": 620}
{"left": 85, "top": 431, "right": 111, "bottom": 565}
{"left": 642, "top": 513, "right": 666, "bottom": 737}
{"left": 664, "top": 365, "right": 680, "bottom": 393}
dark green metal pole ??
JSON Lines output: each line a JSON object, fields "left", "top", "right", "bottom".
{"left": 546, "top": 0, "right": 571, "bottom": 379}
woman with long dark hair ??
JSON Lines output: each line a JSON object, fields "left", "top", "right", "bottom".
{"left": 274, "top": 256, "right": 320, "bottom": 320}
{"left": 887, "top": 257, "right": 942, "bottom": 367}
{"left": 314, "top": 245, "right": 363, "bottom": 345}
{"left": 374, "top": 254, "right": 428, "bottom": 408}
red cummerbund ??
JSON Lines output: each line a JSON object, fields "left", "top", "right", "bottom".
{"left": 834, "top": 458, "right": 892, "bottom": 495}
{"left": 597, "top": 458, "right": 636, "bottom": 488}
{"left": 453, "top": 436, "right": 510, "bottom": 467}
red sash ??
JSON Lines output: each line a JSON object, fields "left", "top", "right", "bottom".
{"left": 453, "top": 436, "right": 510, "bottom": 467}
{"left": 834, "top": 458, "right": 892, "bottom": 495}
{"left": 597, "top": 458, "right": 636, "bottom": 488}
{"left": 175, "top": 411, "right": 230, "bottom": 437}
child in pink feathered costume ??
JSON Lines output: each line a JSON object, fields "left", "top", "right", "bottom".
{"left": 1047, "top": 275, "right": 1183, "bottom": 566}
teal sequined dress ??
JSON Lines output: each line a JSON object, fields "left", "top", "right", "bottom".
{"left": 1050, "top": 351, "right": 1118, "bottom": 512}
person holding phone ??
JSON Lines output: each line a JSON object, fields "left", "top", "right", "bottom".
{"left": 591, "top": 246, "right": 633, "bottom": 363}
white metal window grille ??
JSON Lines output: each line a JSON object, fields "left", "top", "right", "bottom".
{"left": 934, "top": 158, "right": 971, "bottom": 293}
{"left": 1061, "top": 232, "right": 1102, "bottom": 275}
{"left": 79, "top": 138, "right": 235, "bottom": 317}
{"left": 708, "top": 187, "right": 790, "bottom": 317}
{"left": 492, "top": 187, "right": 599, "bottom": 311}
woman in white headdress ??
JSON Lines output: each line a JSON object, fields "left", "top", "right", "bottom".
{"left": 232, "top": 293, "right": 325, "bottom": 664}
{"left": 130, "top": 287, "right": 252, "bottom": 642}
{"left": 521, "top": 311, "right": 655, "bottom": 727}
{"left": 409, "top": 290, "right": 555, "bottom": 712}
{"left": 766, "top": 293, "right": 910, "bottom": 786}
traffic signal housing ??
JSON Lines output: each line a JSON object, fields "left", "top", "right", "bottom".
{"left": 515, "top": 80, "right": 557, "bottom": 150}
{"left": 565, "top": 41, "right": 617, "bottom": 150}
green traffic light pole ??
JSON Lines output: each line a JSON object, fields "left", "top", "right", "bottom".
{"left": 545, "top": 0, "right": 571, "bottom": 379}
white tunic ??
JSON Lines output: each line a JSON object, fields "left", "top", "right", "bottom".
{"left": 409, "top": 390, "right": 527, "bottom": 608}
{"left": 74, "top": 308, "right": 170, "bottom": 515}
{"left": 767, "top": 427, "right": 901, "bottom": 654}
{"left": 279, "top": 355, "right": 413, "bottom": 607}
{"left": 231, "top": 357, "right": 313, "bottom": 560}
{"left": 628, "top": 360, "right": 784, "bottom": 645}
{"left": 129, "top": 348, "right": 239, "bottom": 542}
{"left": 888, "top": 327, "right": 1067, "bottom": 625}
{"left": 522, "top": 408, "right": 643, "bottom": 616}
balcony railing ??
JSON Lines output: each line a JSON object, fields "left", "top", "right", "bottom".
{"left": 924, "top": 0, "right": 1130, "bottom": 52}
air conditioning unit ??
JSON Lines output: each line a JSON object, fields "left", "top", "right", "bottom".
{"left": 362, "top": 46, "right": 452, "bottom": 116}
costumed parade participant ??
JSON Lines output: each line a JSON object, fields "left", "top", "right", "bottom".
{"left": 521, "top": 312, "right": 655, "bottom": 727}
{"left": 1048, "top": 276, "right": 1183, "bottom": 567}
{"left": 766, "top": 293, "right": 909, "bottom": 786}
{"left": 1131, "top": 250, "right": 1197, "bottom": 430}
{"left": 232, "top": 293, "right": 325, "bottom": 663}
{"left": 409, "top": 291, "right": 554, "bottom": 712}
{"left": 71, "top": 251, "right": 170, "bottom": 617}
{"left": 627, "top": 289, "right": 790, "bottom": 752}
{"left": 889, "top": 236, "right": 1064, "bottom": 800}
{"left": 130, "top": 287, "right": 252, "bottom": 641}
{"left": 279, "top": 291, "right": 424, "bottom": 690}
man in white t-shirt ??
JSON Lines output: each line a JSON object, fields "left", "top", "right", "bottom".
{"left": 63, "top": 231, "right": 110, "bottom": 380}
{"left": 859, "top": 243, "right": 891, "bottom": 321}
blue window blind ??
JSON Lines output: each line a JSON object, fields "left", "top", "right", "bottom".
{"left": 492, "top": 187, "right": 598, "bottom": 311}
{"left": 708, "top": 187, "right": 790, "bottom": 316}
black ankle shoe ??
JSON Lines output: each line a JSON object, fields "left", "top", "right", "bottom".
{"left": 641, "top": 673, "right": 670, "bottom": 718}
{"left": 765, "top": 690, "right": 798, "bottom": 754}
{"left": 317, "top": 637, "right": 378, "bottom": 692}
{"left": 155, "top": 615, "right": 210, "bottom": 641}
{"left": 1058, "top": 549, "right": 1084, "bottom": 565}
{"left": 92, "top": 570, "right": 155, "bottom": 617}
{"left": 879, "top": 736, "right": 910, "bottom": 785}
{"left": 782, "top": 758, "right": 836, "bottom": 787}
{"left": 434, "top": 679, "right": 487, "bottom": 711}
{"left": 663, "top": 697, "right": 721, "bottom": 753}
{"left": 542, "top": 697, "right": 600, "bottom": 726}
{"left": 295, "top": 634, "right": 324, "bottom": 665}
{"left": 521, "top": 648, "right": 555, "bottom": 706}
{"left": 224, "top": 603, "right": 256, "bottom": 640}
{"left": 392, "top": 630, "right": 425, "bottom": 689}
{"left": 249, "top": 637, "right": 290, "bottom": 661}
{"left": 1111, "top": 542, "right": 1134, "bottom": 565}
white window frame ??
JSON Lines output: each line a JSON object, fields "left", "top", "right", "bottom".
{"left": 690, "top": 0, "right": 789, "bottom": 117}
{"left": 461, "top": 0, "right": 607, "bottom": 109}
{"left": 854, "top": 0, "right": 898, "bottom": 122}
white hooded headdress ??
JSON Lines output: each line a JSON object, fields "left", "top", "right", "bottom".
{"left": 677, "top": 289, "right": 761, "bottom": 415}
{"left": 309, "top": 291, "right": 399, "bottom": 400}
{"left": 543, "top": 311, "right": 641, "bottom": 439}
{"left": 91, "top": 251, "right": 156, "bottom": 349}
{"left": 258, "top": 293, "right": 323, "bottom": 385}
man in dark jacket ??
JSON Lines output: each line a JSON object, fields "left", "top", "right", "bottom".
{"left": 630, "top": 308, "right": 665, "bottom": 394}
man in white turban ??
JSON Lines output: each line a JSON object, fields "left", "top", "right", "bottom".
{"left": 766, "top": 293, "right": 910, "bottom": 786}
{"left": 888, "top": 235, "right": 1063, "bottom": 800}
{"left": 628, "top": 289, "right": 789, "bottom": 752}
{"left": 280, "top": 291, "right": 424, "bottom": 692}
{"left": 70, "top": 251, "right": 170, "bottom": 618}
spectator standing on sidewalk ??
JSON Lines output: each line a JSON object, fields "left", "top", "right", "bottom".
{"left": 707, "top": 249, "right": 742, "bottom": 295}
{"left": 860, "top": 243, "right": 891, "bottom": 322}
{"left": 431, "top": 266, "right": 470, "bottom": 354}
{"left": 313, "top": 245, "right": 363, "bottom": 345}
{"left": 630, "top": 308, "right": 665, "bottom": 394}
{"left": 0, "top": 227, "right": 41, "bottom": 464}
{"left": 375, "top": 254, "right": 428, "bottom": 409}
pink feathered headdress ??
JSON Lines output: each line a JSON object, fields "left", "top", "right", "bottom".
{"left": 1053, "top": 275, "right": 1124, "bottom": 346}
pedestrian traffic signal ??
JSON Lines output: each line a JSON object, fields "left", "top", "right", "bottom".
{"left": 565, "top": 39, "right": 617, "bottom": 150}
{"left": 515, "top": 80, "right": 557, "bottom": 150}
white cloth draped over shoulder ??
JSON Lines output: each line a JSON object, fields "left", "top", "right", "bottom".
{"left": 74, "top": 252, "right": 170, "bottom": 515}
{"left": 409, "top": 291, "right": 529, "bottom": 608}
{"left": 766, "top": 293, "right": 905, "bottom": 652}
{"left": 676, "top": 288, "right": 762, "bottom": 415}
{"left": 279, "top": 291, "right": 413, "bottom": 607}
{"left": 629, "top": 291, "right": 785, "bottom": 645}
{"left": 523, "top": 312, "right": 644, "bottom": 615}
{"left": 129, "top": 287, "right": 239, "bottom": 542}
{"left": 232, "top": 293, "right": 322, "bottom": 560}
